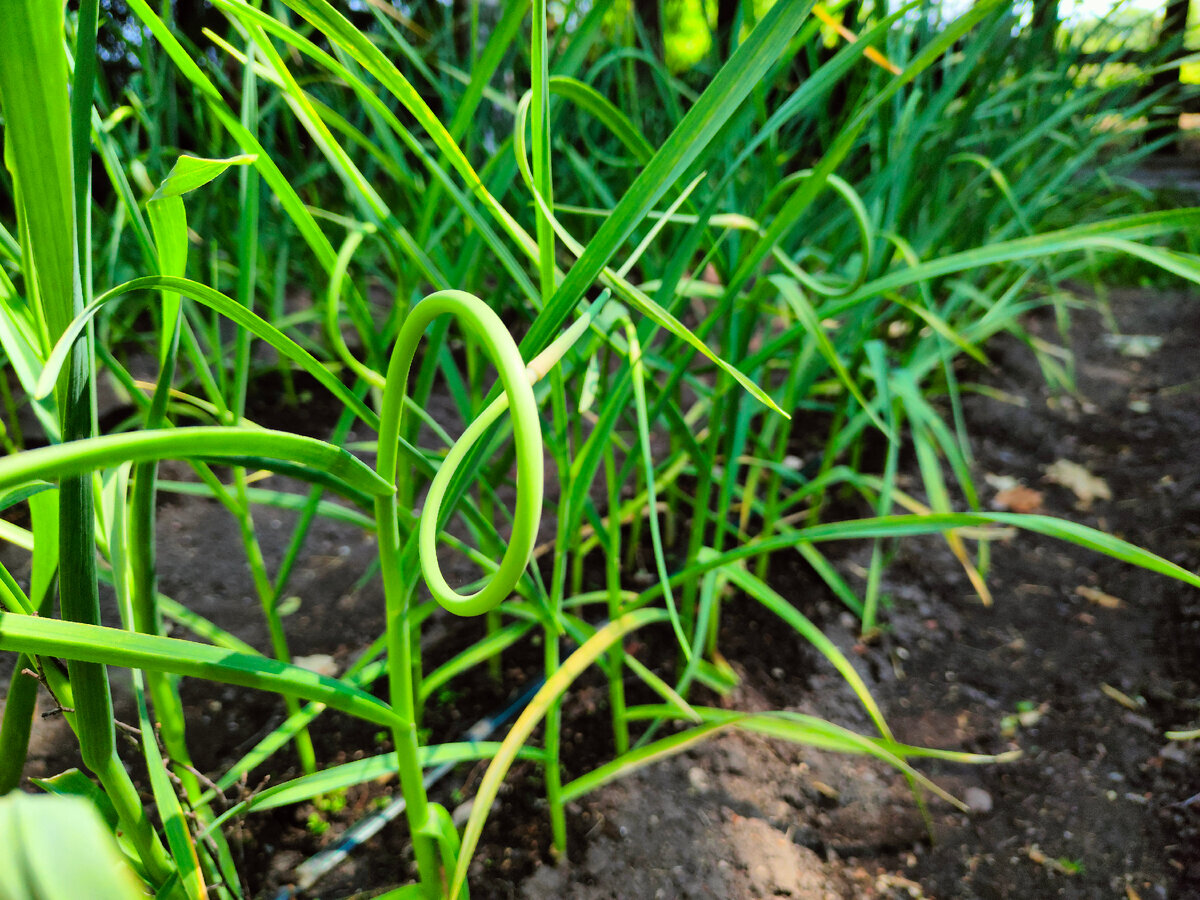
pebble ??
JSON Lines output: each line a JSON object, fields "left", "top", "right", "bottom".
{"left": 965, "top": 787, "right": 993, "bottom": 813}
{"left": 1159, "top": 743, "right": 1188, "bottom": 765}
{"left": 722, "top": 743, "right": 749, "bottom": 776}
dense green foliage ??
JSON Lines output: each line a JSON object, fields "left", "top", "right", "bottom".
{"left": 0, "top": 1, "right": 1197, "bottom": 897}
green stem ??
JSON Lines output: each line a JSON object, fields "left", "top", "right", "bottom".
{"left": 377, "top": 290, "right": 545, "bottom": 895}
{"left": 62, "top": 0, "right": 170, "bottom": 878}
{"left": 485, "top": 608, "right": 503, "bottom": 683}
{"left": 755, "top": 341, "right": 817, "bottom": 581}
{"left": 64, "top": 464, "right": 173, "bottom": 883}
{"left": 531, "top": 0, "right": 567, "bottom": 843}
{"left": 543, "top": 367, "right": 570, "bottom": 857}
{"left": 0, "top": 658, "right": 39, "bottom": 794}
{"left": 805, "top": 406, "right": 849, "bottom": 528}
{"left": 604, "top": 447, "right": 629, "bottom": 756}
{"left": 233, "top": 469, "right": 318, "bottom": 774}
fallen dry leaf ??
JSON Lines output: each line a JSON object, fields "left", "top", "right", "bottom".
{"left": 1075, "top": 585, "right": 1123, "bottom": 609}
{"left": 1044, "top": 459, "right": 1112, "bottom": 509}
{"left": 992, "top": 485, "right": 1044, "bottom": 513}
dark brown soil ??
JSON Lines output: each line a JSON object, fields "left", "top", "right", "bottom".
{"left": 4, "top": 285, "right": 1199, "bottom": 899}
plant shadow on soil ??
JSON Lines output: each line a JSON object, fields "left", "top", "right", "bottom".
{"left": 3, "top": 286, "right": 1199, "bottom": 899}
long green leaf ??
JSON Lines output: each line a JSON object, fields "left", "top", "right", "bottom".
{"left": 35, "top": 276, "right": 378, "bottom": 430}
{"left": 640, "top": 513, "right": 1200, "bottom": 602}
{"left": 0, "top": 794, "right": 145, "bottom": 900}
{"left": 0, "top": 613, "right": 396, "bottom": 728}
{"left": 234, "top": 741, "right": 544, "bottom": 816}
{"left": 0, "top": 428, "right": 391, "bottom": 498}
{"left": 0, "top": 0, "right": 75, "bottom": 344}
{"left": 830, "top": 209, "right": 1200, "bottom": 316}
{"left": 450, "top": 609, "right": 668, "bottom": 897}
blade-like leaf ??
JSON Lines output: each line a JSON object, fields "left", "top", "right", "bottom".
{"left": 0, "top": 613, "right": 397, "bottom": 728}
{"left": 0, "top": 428, "right": 391, "bottom": 499}
{"left": 450, "top": 609, "right": 668, "bottom": 896}
{"left": 149, "top": 154, "right": 256, "bottom": 202}
{"left": 35, "top": 275, "right": 379, "bottom": 430}
{"left": 0, "top": 793, "right": 145, "bottom": 900}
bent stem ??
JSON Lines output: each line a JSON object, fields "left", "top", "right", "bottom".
{"left": 376, "top": 290, "right": 542, "bottom": 896}
{"left": 375, "top": 288, "right": 592, "bottom": 892}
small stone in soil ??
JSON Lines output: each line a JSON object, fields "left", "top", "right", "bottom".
{"left": 965, "top": 787, "right": 993, "bottom": 814}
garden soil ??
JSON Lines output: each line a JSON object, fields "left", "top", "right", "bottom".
{"left": 4, "top": 284, "right": 1199, "bottom": 899}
